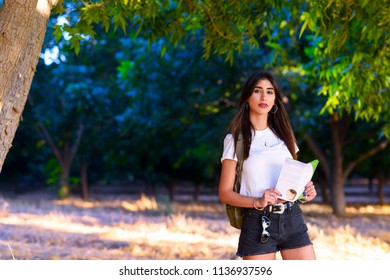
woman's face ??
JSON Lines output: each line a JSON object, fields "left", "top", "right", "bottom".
{"left": 247, "top": 78, "right": 276, "bottom": 116}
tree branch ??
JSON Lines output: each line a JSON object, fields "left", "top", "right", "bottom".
{"left": 201, "top": 3, "right": 234, "bottom": 41}
{"left": 344, "top": 140, "right": 390, "bottom": 181}
{"left": 68, "top": 123, "right": 84, "bottom": 167}
{"left": 304, "top": 133, "right": 331, "bottom": 183}
{"left": 28, "top": 95, "right": 64, "bottom": 167}
{"left": 36, "top": 122, "right": 64, "bottom": 168}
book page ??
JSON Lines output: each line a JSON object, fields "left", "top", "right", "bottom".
{"left": 275, "top": 158, "right": 318, "bottom": 202}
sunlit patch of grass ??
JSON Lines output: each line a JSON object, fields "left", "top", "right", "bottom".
{"left": 301, "top": 203, "right": 390, "bottom": 216}
{"left": 55, "top": 198, "right": 96, "bottom": 209}
{"left": 121, "top": 194, "right": 158, "bottom": 211}
{"left": 172, "top": 202, "right": 226, "bottom": 215}
{"left": 300, "top": 203, "right": 333, "bottom": 215}
{"left": 307, "top": 222, "right": 390, "bottom": 259}
{"left": 346, "top": 204, "right": 390, "bottom": 215}
{"left": 54, "top": 193, "right": 170, "bottom": 213}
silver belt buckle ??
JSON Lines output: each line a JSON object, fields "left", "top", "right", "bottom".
{"left": 272, "top": 203, "right": 285, "bottom": 214}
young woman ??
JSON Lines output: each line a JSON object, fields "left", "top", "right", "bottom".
{"left": 218, "top": 70, "right": 317, "bottom": 260}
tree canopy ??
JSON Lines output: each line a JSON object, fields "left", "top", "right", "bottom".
{"left": 53, "top": 0, "right": 390, "bottom": 132}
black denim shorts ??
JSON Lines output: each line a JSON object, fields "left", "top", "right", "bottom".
{"left": 237, "top": 203, "right": 312, "bottom": 257}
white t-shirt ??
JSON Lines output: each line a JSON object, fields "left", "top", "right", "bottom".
{"left": 221, "top": 128, "right": 296, "bottom": 198}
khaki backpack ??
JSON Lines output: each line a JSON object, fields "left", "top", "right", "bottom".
{"left": 225, "top": 135, "right": 244, "bottom": 229}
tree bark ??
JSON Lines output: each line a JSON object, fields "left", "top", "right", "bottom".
{"left": 80, "top": 161, "right": 89, "bottom": 201}
{"left": 376, "top": 173, "right": 388, "bottom": 206}
{"left": 330, "top": 113, "right": 347, "bottom": 216}
{"left": 0, "top": 0, "right": 57, "bottom": 173}
{"left": 58, "top": 164, "right": 70, "bottom": 197}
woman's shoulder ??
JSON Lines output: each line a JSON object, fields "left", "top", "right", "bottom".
{"left": 224, "top": 133, "right": 233, "bottom": 140}
{"left": 222, "top": 134, "right": 235, "bottom": 147}
{"left": 221, "top": 133, "right": 238, "bottom": 162}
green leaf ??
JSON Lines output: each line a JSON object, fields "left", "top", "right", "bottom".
{"left": 265, "top": 41, "right": 282, "bottom": 50}
{"left": 299, "top": 12, "right": 311, "bottom": 39}
{"left": 160, "top": 44, "right": 167, "bottom": 58}
{"left": 53, "top": 25, "right": 63, "bottom": 42}
{"left": 69, "top": 36, "right": 81, "bottom": 55}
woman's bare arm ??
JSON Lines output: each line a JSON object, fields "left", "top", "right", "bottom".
{"left": 218, "top": 159, "right": 261, "bottom": 208}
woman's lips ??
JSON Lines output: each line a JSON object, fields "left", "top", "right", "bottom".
{"left": 259, "top": 103, "right": 268, "bottom": 108}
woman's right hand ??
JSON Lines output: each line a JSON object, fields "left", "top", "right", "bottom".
{"left": 260, "top": 189, "right": 281, "bottom": 206}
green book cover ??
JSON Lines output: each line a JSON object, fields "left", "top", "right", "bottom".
{"left": 297, "top": 159, "right": 319, "bottom": 200}
{"left": 275, "top": 159, "right": 319, "bottom": 202}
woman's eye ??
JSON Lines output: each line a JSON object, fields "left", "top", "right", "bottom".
{"left": 267, "top": 91, "right": 274, "bottom": 95}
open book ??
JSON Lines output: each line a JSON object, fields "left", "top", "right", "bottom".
{"left": 275, "top": 158, "right": 319, "bottom": 202}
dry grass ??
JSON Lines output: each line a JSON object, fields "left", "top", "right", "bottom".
{"left": 0, "top": 193, "right": 389, "bottom": 260}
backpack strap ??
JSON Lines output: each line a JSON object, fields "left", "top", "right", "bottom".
{"left": 225, "top": 134, "right": 245, "bottom": 229}
{"left": 233, "top": 134, "right": 244, "bottom": 193}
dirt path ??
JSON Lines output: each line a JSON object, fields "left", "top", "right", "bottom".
{"left": 0, "top": 193, "right": 389, "bottom": 260}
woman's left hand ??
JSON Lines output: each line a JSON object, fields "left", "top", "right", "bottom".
{"left": 303, "top": 181, "right": 317, "bottom": 202}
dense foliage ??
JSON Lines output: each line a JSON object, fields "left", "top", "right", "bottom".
{"left": 1, "top": 0, "right": 389, "bottom": 214}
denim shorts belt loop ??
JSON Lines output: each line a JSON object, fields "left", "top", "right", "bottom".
{"left": 254, "top": 201, "right": 297, "bottom": 214}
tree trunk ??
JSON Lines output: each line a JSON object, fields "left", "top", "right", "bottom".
{"left": 58, "top": 165, "right": 70, "bottom": 198}
{"left": 194, "top": 183, "right": 200, "bottom": 201}
{"left": 168, "top": 181, "right": 175, "bottom": 201}
{"left": 317, "top": 177, "right": 330, "bottom": 203}
{"left": 0, "top": 0, "right": 56, "bottom": 173}
{"left": 377, "top": 174, "right": 387, "bottom": 206}
{"left": 368, "top": 177, "right": 374, "bottom": 197}
{"left": 331, "top": 150, "right": 347, "bottom": 215}
{"left": 80, "top": 161, "right": 89, "bottom": 201}
{"left": 331, "top": 168, "right": 347, "bottom": 216}
{"left": 330, "top": 113, "right": 347, "bottom": 216}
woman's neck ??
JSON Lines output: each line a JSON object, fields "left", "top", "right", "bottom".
{"left": 250, "top": 114, "right": 268, "bottom": 131}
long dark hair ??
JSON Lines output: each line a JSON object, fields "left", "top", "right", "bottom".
{"left": 229, "top": 70, "right": 297, "bottom": 160}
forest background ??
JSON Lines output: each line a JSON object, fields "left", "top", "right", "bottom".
{"left": 0, "top": 0, "right": 390, "bottom": 260}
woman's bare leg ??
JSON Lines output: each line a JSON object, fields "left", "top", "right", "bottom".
{"left": 280, "top": 245, "right": 316, "bottom": 260}
{"left": 243, "top": 253, "right": 276, "bottom": 260}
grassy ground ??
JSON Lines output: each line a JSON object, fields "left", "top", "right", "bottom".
{"left": 0, "top": 193, "right": 389, "bottom": 260}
